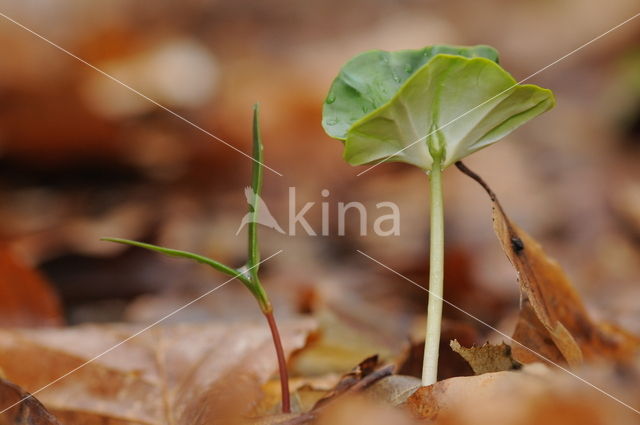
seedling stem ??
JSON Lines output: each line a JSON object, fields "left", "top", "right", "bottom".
{"left": 102, "top": 104, "right": 291, "bottom": 413}
{"left": 322, "top": 44, "right": 555, "bottom": 388}
{"left": 248, "top": 105, "right": 291, "bottom": 413}
{"left": 422, "top": 153, "right": 444, "bottom": 386}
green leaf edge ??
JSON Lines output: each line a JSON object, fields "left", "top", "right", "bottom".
{"left": 343, "top": 54, "right": 556, "bottom": 169}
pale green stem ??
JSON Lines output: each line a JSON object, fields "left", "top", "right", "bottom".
{"left": 422, "top": 156, "right": 444, "bottom": 386}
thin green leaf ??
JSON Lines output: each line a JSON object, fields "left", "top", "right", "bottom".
{"left": 248, "top": 104, "right": 263, "bottom": 278}
{"left": 101, "top": 238, "right": 251, "bottom": 285}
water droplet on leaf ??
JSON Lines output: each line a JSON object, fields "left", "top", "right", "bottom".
{"left": 326, "top": 118, "right": 337, "bottom": 126}
{"left": 326, "top": 94, "right": 336, "bottom": 104}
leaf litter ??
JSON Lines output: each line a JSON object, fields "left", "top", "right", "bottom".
{"left": 0, "top": 320, "right": 314, "bottom": 425}
{"left": 2, "top": 163, "right": 640, "bottom": 424}
{"left": 261, "top": 163, "right": 640, "bottom": 424}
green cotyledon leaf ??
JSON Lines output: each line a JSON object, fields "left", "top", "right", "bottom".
{"left": 322, "top": 45, "right": 499, "bottom": 141}
{"left": 322, "top": 47, "right": 555, "bottom": 171}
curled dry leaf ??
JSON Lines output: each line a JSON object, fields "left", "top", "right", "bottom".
{"left": 0, "top": 320, "right": 314, "bottom": 425}
{"left": 0, "top": 378, "right": 62, "bottom": 425}
{"left": 511, "top": 300, "right": 568, "bottom": 365}
{"left": 456, "top": 162, "right": 640, "bottom": 367}
{"left": 450, "top": 339, "right": 521, "bottom": 375}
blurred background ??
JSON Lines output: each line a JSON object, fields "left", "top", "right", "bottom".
{"left": 1, "top": 0, "right": 639, "bottom": 374}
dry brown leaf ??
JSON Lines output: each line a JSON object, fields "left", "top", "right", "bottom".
{"left": 492, "top": 201, "right": 585, "bottom": 367}
{"left": 0, "top": 320, "right": 314, "bottom": 425}
{"left": 256, "top": 376, "right": 338, "bottom": 417}
{"left": 256, "top": 362, "right": 422, "bottom": 424}
{"left": 405, "top": 365, "right": 550, "bottom": 421}
{"left": 0, "top": 378, "right": 62, "bottom": 425}
{"left": 511, "top": 300, "right": 568, "bottom": 365}
{"left": 363, "top": 375, "right": 421, "bottom": 406}
{"left": 450, "top": 339, "right": 521, "bottom": 375}
{"left": 289, "top": 310, "right": 392, "bottom": 377}
{"left": 313, "top": 394, "right": 419, "bottom": 425}
{"left": 264, "top": 356, "right": 394, "bottom": 425}
{"left": 0, "top": 246, "right": 62, "bottom": 327}
{"left": 456, "top": 162, "right": 640, "bottom": 366}
{"left": 404, "top": 363, "right": 640, "bottom": 425}
{"left": 311, "top": 356, "right": 389, "bottom": 410}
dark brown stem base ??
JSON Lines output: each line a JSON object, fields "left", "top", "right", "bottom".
{"left": 264, "top": 310, "right": 291, "bottom": 413}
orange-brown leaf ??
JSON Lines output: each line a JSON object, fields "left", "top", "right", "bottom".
{"left": 0, "top": 246, "right": 62, "bottom": 327}
{"left": 0, "top": 321, "right": 314, "bottom": 425}
{"left": 404, "top": 365, "right": 640, "bottom": 425}
{"left": 0, "top": 378, "right": 62, "bottom": 425}
{"left": 456, "top": 162, "right": 640, "bottom": 366}
{"left": 492, "top": 189, "right": 640, "bottom": 365}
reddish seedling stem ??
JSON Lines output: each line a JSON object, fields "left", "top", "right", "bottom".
{"left": 264, "top": 309, "right": 291, "bottom": 413}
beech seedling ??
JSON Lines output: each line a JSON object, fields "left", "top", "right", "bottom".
{"left": 103, "top": 105, "right": 293, "bottom": 412}
{"left": 322, "top": 45, "right": 555, "bottom": 386}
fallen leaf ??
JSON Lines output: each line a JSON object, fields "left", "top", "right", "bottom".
{"left": 404, "top": 363, "right": 640, "bottom": 425}
{"left": 0, "top": 378, "right": 62, "bottom": 425}
{"left": 255, "top": 362, "right": 423, "bottom": 424}
{"left": 405, "top": 365, "right": 550, "bottom": 421}
{"left": 289, "top": 310, "right": 392, "bottom": 377}
{"left": 492, "top": 203, "right": 585, "bottom": 367}
{"left": 363, "top": 375, "right": 421, "bottom": 406}
{"left": 456, "top": 162, "right": 640, "bottom": 366}
{"left": 0, "top": 246, "right": 62, "bottom": 327}
{"left": 0, "top": 320, "right": 314, "bottom": 425}
{"left": 256, "top": 376, "right": 339, "bottom": 417}
{"left": 267, "top": 356, "right": 395, "bottom": 425}
{"left": 313, "top": 394, "right": 419, "bottom": 425}
{"left": 450, "top": 339, "right": 521, "bottom": 375}
{"left": 312, "top": 355, "right": 389, "bottom": 410}
{"left": 511, "top": 300, "right": 567, "bottom": 365}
